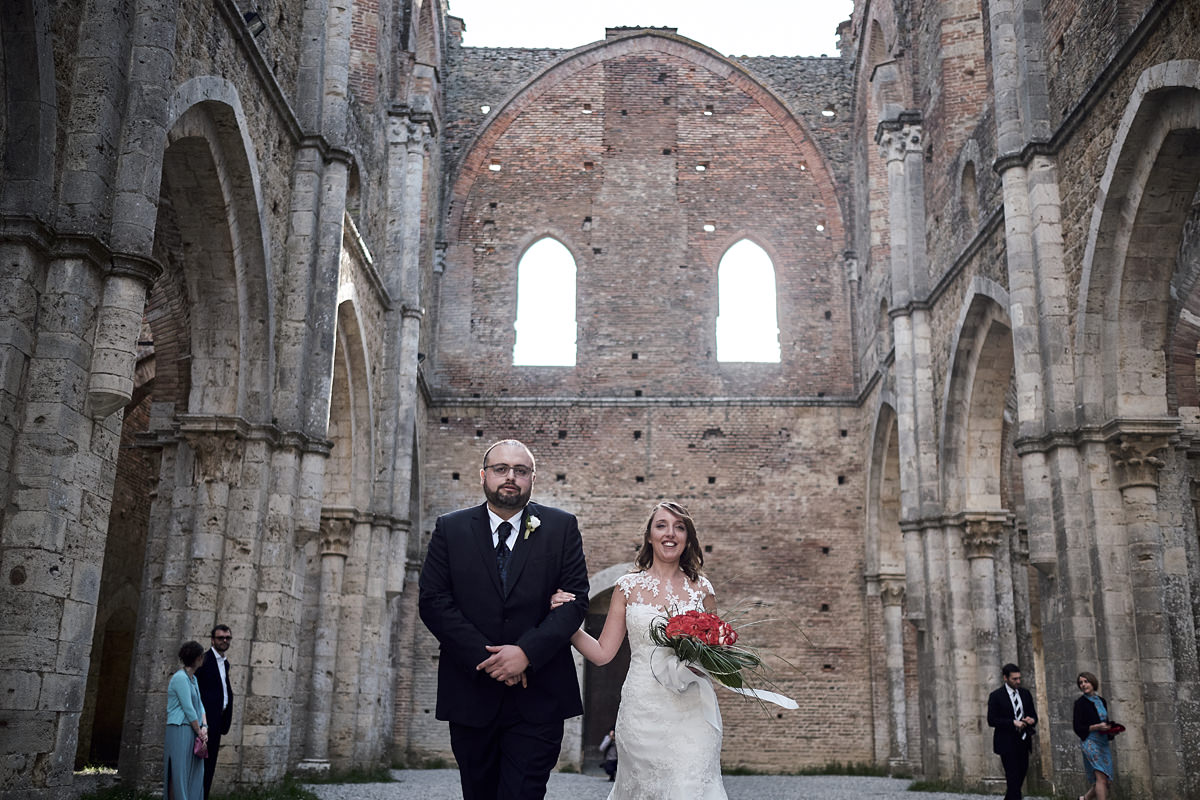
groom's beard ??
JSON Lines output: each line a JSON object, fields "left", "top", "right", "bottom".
{"left": 485, "top": 482, "right": 531, "bottom": 511}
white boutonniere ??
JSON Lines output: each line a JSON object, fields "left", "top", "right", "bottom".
{"left": 524, "top": 515, "right": 541, "bottom": 540}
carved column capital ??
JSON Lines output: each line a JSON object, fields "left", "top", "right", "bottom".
{"left": 962, "top": 517, "right": 1004, "bottom": 560}
{"left": 319, "top": 517, "right": 353, "bottom": 557}
{"left": 879, "top": 577, "right": 906, "bottom": 607}
{"left": 184, "top": 433, "right": 245, "bottom": 484}
{"left": 1108, "top": 434, "right": 1169, "bottom": 489}
{"left": 877, "top": 121, "right": 923, "bottom": 163}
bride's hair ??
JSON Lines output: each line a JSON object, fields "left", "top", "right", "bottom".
{"left": 634, "top": 501, "right": 705, "bottom": 582}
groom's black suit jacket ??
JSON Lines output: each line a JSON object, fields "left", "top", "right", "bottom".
{"left": 418, "top": 501, "right": 589, "bottom": 727}
{"left": 987, "top": 684, "right": 1037, "bottom": 755}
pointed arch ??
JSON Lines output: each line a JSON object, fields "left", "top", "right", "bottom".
{"left": 447, "top": 30, "right": 844, "bottom": 242}
{"left": 716, "top": 239, "right": 780, "bottom": 362}
{"left": 325, "top": 296, "right": 376, "bottom": 511}
{"left": 0, "top": 0, "right": 56, "bottom": 215}
{"left": 940, "top": 280, "right": 1014, "bottom": 514}
{"left": 866, "top": 401, "right": 904, "bottom": 577}
{"left": 153, "top": 79, "right": 274, "bottom": 421}
{"left": 1077, "top": 61, "right": 1200, "bottom": 422}
{"left": 513, "top": 237, "right": 577, "bottom": 366}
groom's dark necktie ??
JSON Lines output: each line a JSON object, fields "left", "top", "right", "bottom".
{"left": 496, "top": 521, "right": 513, "bottom": 590}
{"left": 1011, "top": 689, "right": 1025, "bottom": 739}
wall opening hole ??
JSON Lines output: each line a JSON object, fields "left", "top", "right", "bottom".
{"left": 582, "top": 103, "right": 593, "bottom": 114}
{"left": 633, "top": 430, "right": 642, "bottom": 439}
{"left": 480, "top": 104, "right": 491, "bottom": 114}
{"left": 452, "top": 472, "right": 460, "bottom": 481}
{"left": 707, "top": 477, "right": 716, "bottom": 485}
{"left": 821, "top": 104, "right": 836, "bottom": 118}
{"left": 704, "top": 104, "right": 714, "bottom": 116}
{"left": 703, "top": 223, "right": 716, "bottom": 233}
{"left": 488, "top": 159, "right": 501, "bottom": 171}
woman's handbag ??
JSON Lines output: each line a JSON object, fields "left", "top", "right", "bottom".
{"left": 1106, "top": 721, "right": 1126, "bottom": 739}
{"left": 193, "top": 735, "right": 209, "bottom": 759}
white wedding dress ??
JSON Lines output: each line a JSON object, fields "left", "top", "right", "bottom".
{"left": 608, "top": 571, "right": 727, "bottom": 800}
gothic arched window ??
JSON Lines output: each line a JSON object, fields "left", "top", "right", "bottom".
{"left": 716, "top": 239, "right": 781, "bottom": 362}
{"left": 513, "top": 237, "right": 577, "bottom": 366}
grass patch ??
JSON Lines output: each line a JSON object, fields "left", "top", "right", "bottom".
{"left": 212, "top": 776, "right": 321, "bottom": 800}
{"left": 77, "top": 787, "right": 155, "bottom": 800}
{"left": 906, "top": 777, "right": 992, "bottom": 793}
{"left": 294, "top": 766, "right": 393, "bottom": 784}
{"left": 723, "top": 761, "right": 899, "bottom": 778}
{"left": 795, "top": 761, "right": 892, "bottom": 777}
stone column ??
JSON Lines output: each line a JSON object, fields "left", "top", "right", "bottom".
{"left": 299, "top": 516, "right": 352, "bottom": 772}
{"left": 879, "top": 577, "right": 909, "bottom": 767}
{"left": 1008, "top": 524, "right": 1033, "bottom": 681}
{"left": 878, "top": 116, "right": 948, "bottom": 779}
{"left": 1107, "top": 433, "right": 1179, "bottom": 794}
{"left": 963, "top": 516, "right": 1004, "bottom": 683}
{"left": 963, "top": 515, "right": 1005, "bottom": 783}
{"left": 920, "top": 520, "right": 959, "bottom": 777}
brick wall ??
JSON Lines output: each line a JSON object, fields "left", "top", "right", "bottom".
{"left": 412, "top": 402, "right": 874, "bottom": 770}
{"left": 436, "top": 35, "right": 853, "bottom": 400}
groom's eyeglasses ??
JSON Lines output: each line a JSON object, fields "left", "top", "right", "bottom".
{"left": 484, "top": 464, "right": 533, "bottom": 479}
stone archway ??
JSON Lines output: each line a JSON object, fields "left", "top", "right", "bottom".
{"left": 579, "top": 563, "right": 634, "bottom": 773}
{"left": 1071, "top": 61, "right": 1200, "bottom": 798}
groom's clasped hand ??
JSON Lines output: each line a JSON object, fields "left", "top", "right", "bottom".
{"left": 477, "top": 643, "right": 528, "bottom": 686}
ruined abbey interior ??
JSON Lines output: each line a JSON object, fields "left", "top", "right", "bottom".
{"left": 2, "top": 0, "right": 1200, "bottom": 797}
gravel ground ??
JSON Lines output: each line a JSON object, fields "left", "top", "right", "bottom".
{"left": 304, "top": 769, "right": 997, "bottom": 800}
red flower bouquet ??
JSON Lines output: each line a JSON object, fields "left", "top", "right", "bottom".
{"left": 649, "top": 609, "right": 762, "bottom": 689}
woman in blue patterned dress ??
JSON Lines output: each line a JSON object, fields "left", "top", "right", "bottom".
{"left": 1072, "top": 671, "right": 1114, "bottom": 800}
{"left": 165, "top": 640, "right": 209, "bottom": 800}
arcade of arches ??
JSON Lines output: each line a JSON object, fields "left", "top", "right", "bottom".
{"left": 1, "top": 1, "right": 1199, "bottom": 798}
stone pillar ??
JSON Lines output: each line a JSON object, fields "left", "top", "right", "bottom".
{"left": 962, "top": 515, "right": 1005, "bottom": 783}
{"left": 879, "top": 577, "right": 909, "bottom": 767}
{"left": 1107, "top": 433, "right": 1179, "bottom": 795}
{"left": 1008, "top": 524, "right": 1033, "bottom": 682}
{"left": 299, "top": 516, "right": 352, "bottom": 772}
{"left": 920, "top": 520, "right": 959, "bottom": 777}
{"left": 900, "top": 520, "right": 926, "bottom": 624}
{"left": 0, "top": 244, "right": 123, "bottom": 800}
{"left": 993, "top": 518, "right": 1019, "bottom": 668}
{"left": 963, "top": 516, "right": 1004, "bottom": 683}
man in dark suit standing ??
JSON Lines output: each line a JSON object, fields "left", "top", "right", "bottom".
{"left": 195, "top": 624, "right": 234, "bottom": 799}
{"left": 987, "top": 662, "right": 1037, "bottom": 800}
{"left": 419, "top": 439, "right": 589, "bottom": 800}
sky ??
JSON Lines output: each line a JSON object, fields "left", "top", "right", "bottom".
{"left": 446, "top": 0, "right": 855, "bottom": 58}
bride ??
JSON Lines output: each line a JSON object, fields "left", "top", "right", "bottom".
{"left": 553, "top": 501, "right": 728, "bottom": 800}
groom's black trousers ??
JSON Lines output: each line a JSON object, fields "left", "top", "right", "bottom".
{"left": 449, "top": 699, "right": 564, "bottom": 800}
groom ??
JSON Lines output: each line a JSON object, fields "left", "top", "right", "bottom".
{"left": 419, "top": 439, "right": 589, "bottom": 800}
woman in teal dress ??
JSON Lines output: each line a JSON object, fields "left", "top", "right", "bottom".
{"left": 1072, "top": 670, "right": 1114, "bottom": 800}
{"left": 165, "top": 641, "right": 209, "bottom": 800}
